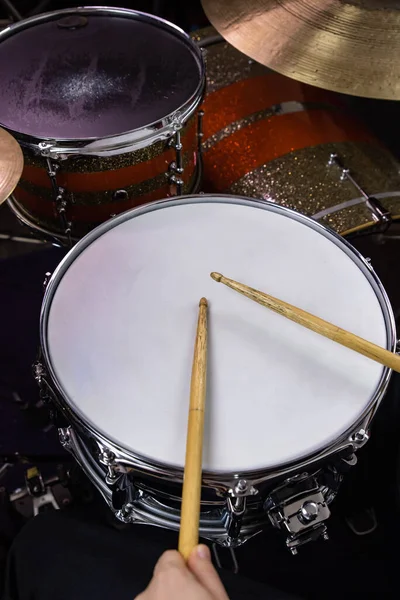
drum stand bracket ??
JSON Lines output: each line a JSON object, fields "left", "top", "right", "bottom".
{"left": 328, "top": 153, "right": 392, "bottom": 232}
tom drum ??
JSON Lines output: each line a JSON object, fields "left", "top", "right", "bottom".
{"left": 1, "top": 8, "right": 205, "bottom": 242}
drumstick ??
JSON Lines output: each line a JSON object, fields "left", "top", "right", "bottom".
{"left": 210, "top": 272, "right": 400, "bottom": 373}
{"left": 178, "top": 298, "right": 208, "bottom": 560}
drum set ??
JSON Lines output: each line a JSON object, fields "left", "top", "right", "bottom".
{"left": 1, "top": 2, "right": 400, "bottom": 555}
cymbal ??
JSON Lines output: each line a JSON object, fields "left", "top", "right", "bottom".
{"left": 201, "top": 0, "right": 400, "bottom": 100}
{"left": 0, "top": 127, "right": 23, "bottom": 204}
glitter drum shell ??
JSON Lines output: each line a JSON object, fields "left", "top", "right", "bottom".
{"left": 195, "top": 27, "right": 400, "bottom": 236}
{"left": 1, "top": 8, "right": 205, "bottom": 242}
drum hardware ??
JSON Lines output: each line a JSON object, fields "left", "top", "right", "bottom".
{"left": 224, "top": 496, "right": 246, "bottom": 540}
{"left": 167, "top": 129, "right": 185, "bottom": 195}
{"left": 328, "top": 153, "right": 392, "bottom": 233}
{"left": 341, "top": 453, "right": 358, "bottom": 468}
{"left": 9, "top": 466, "right": 72, "bottom": 518}
{"left": 44, "top": 158, "right": 72, "bottom": 246}
{"left": 197, "top": 110, "right": 205, "bottom": 153}
{"left": 350, "top": 429, "right": 369, "bottom": 447}
{"left": 37, "top": 141, "right": 57, "bottom": 158}
{"left": 58, "top": 427, "right": 71, "bottom": 451}
{"left": 212, "top": 544, "right": 239, "bottom": 574}
{"left": 224, "top": 480, "right": 258, "bottom": 540}
{"left": 99, "top": 447, "right": 120, "bottom": 485}
{"left": 25, "top": 467, "right": 60, "bottom": 517}
{"left": 33, "top": 360, "right": 63, "bottom": 418}
{"left": 25, "top": 465, "right": 59, "bottom": 508}
{"left": 43, "top": 271, "right": 52, "bottom": 292}
{"left": 33, "top": 361, "right": 46, "bottom": 390}
{"left": 109, "top": 473, "right": 141, "bottom": 511}
{"left": 53, "top": 421, "right": 364, "bottom": 550}
{"left": 2, "top": 200, "right": 67, "bottom": 245}
{"left": 264, "top": 475, "right": 331, "bottom": 555}
{"left": 196, "top": 33, "right": 224, "bottom": 49}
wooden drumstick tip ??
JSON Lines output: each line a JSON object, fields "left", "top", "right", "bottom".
{"left": 210, "top": 272, "right": 223, "bottom": 282}
{"left": 199, "top": 297, "right": 208, "bottom": 307}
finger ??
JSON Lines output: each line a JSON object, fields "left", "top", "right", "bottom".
{"left": 188, "top": 545, "right": 230, "bottom": 599}
{"left": 153, "top": 549, "right": 187, "bottom": 578}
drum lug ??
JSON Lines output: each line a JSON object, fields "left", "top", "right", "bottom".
{"left": 223, "top": 479, "right": 258, "bottom": 541}
{"left": 45, "top": 158, "right": 73, "bottom": 246}
{"left": 98, "top": 447, "right": 120, "bottom": 484}
{"left": 228, "top": 478, "right": 258, "bottom": 498}
{"left": 197, "top": 109, "right": 204, "bottom": 153}
{"left": 171, "top": 114, "right": 183, "bottom": 133}
{"left": 58, "top": 426, "right": 72, "bottom": 450}
{"left": 109, "top": 473, "right": 141, "bottom": 511}
{"left": 264, "top": 475, "right": 331, "bottom": 553}
{"left": 42, "top": 271, "right": 52, "bottom": 292}
{"left": 33, "top": 361, "right": 46, "bottom": 388}
{"left": 224, "top": 495, "right": 247, "bottom": 540}
{"left": 349, "top": 428, "right": 369, "bottom": 449}
{"left": 33, "top": 360, "right": 53, "bottom": 404}
{"left": 167, "top": 130, "right": 184, "bottom": 194}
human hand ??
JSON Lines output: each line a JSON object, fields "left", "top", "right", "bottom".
{"left": 135, "top": 544, "right": 230, "bottom": 600}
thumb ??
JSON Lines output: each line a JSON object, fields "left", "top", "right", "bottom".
{"left": 153, "top": 549, "right": 186, "bottom": 577}
{"left": 188, "top": 545, "right": 230, "bottom": 599}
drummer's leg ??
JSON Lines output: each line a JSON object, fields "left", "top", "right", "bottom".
{"left": 3, "top": 508, "right": 300, "bottom": 600}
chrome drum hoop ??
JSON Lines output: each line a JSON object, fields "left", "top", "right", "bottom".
{"left": 61, "top": 426, "right": 339, "bottom": 548}
{"left": 0, "top": 7, "right": 206, "bottom": 158}
{"left": 39, "top": 194, "right": 396, "bottom": 492}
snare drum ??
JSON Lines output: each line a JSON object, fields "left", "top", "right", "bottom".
{"left": 1, "top": 8, "right": 205, "bottom": 242}
{"left": 196, "top": 28, "right": 400, "bottom": 236}
{"left": 37, "top": 195, "right": 394, "bottom": 552}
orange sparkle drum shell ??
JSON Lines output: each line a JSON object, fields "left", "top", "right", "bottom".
{"left": 196, "top": 28, "right": 400, "bottom": 236}
{"left": 10, "top": 116, "right": 200, "bottom": 240}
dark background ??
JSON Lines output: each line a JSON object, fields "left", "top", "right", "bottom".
{"left": 1, "top": 2, "right": 400, "bottom": 598}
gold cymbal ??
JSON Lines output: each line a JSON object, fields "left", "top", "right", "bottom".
{"left": 0, "top": 127, "right": 23, "bottom": 205}
{"left": 201, "top": 0, "right": 400, "bottom": 100}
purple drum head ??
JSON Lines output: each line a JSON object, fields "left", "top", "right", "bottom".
{"left": 0, "top": 9, "right": 203, "bottom": 140}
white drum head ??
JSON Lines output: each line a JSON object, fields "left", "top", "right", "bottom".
{"left": 43, "top": 197, "right": 393, "bottom": 473}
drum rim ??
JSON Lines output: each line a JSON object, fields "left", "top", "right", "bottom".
{"left": 40, "top": 194, "right": 396, "bottom": 482}
{"left": 0, "top": 7, "right": 205, "bottom": 154}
